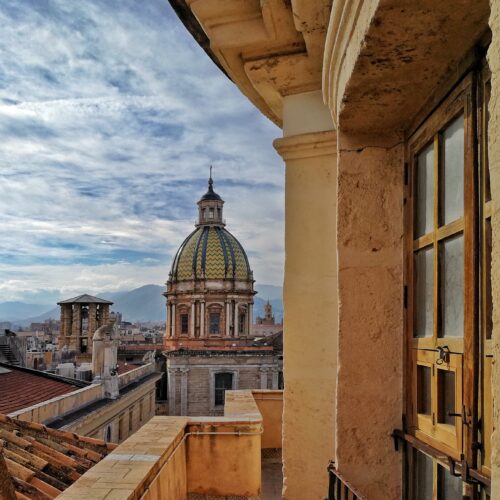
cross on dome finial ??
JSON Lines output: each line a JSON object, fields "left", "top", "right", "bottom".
{"left": 208, "top": 165, "right": 213, "bottom": 190}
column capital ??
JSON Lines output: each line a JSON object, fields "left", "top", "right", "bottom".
{"left": 273, "top": 130, "right": 337, "bottom": 161}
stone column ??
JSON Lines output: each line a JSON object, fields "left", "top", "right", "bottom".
{"left": 99, "top": 304, "right": 110, "bottom": 327}
{"left": 271, "top": 369, "right": 279, "bottom": 390}
{"left": 180, "top": 368, "right": 189, "bottom": 415}
{"left": 166, "top": 303, "right": 171, "bottom": 338}
{"left": 71, "top": 305, "right": 81, "bottom": 352}
{"left": 259, "top": 367, "right": 269, "bottom": 389}
{"left": 225, "top": 301, "right": 231, "bottom": 337}
{"left": 274, "top": 94, "right": 337, "bottom": 500}
{"left": 200, "top": 301, "right": 205, "bottom": 338}
{"left": 248, "top": 303, "right": 253, "bottom": 337}
{"left": 168, "top": 368, "right": 176, "bottom": 415}
{"left": 233, "top": 301, "right": 238, "bottom": 337}
{"left": 171, "top": 304, "right": 176, "bottom": 338}
{"left": 190, "top": 302, "right": 196, "bottom": 338}
{"left": 59, "top": 304, "right": 72, "bottom": 348}
{"left": 88, "top": 303, "right": 97, "bottom": 334}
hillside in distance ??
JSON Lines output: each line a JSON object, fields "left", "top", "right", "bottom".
{"left": 7, "top": 284, "right": 283, "bottom": 326}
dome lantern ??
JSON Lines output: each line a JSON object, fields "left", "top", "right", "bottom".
{"left": 197, "top": 167, "right": 225, "bottom": 226}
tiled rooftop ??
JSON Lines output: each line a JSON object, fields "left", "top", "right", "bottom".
{"left": 0, "top": 366, "right": 80, "bottom": 415}
{"left": 0, "top": 413, "right": 116, "bottom": 499}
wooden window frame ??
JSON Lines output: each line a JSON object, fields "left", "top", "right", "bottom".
{"left": 406, "top": 73, "right": 477, "bottom": 460}
{"left": 478, "top": 64, "right": 492, "bottom": 477}
{"left": 403, "top": 63, "right": 492, "bottom": 498}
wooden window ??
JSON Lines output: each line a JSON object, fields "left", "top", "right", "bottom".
{"left": 407, "top": 74, "right": 473, "bottom": 456}
{"left": 405, "top": 65, "right": 492, "bottom": 497}
{"left": 214, "top": 372, "right": 233, "bottom": 406}
{"left": 479, "top": 65, "right": 493, "bottom": 477}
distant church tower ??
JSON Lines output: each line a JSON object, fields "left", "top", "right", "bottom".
{"left": 164, "top": 173, "right": 255, "bottom": 349}
{"left": 257, "top": 300, "right": 276, "bottom": 325}
{"left": 58, "top": 294, "right": 113, "bottom": 353}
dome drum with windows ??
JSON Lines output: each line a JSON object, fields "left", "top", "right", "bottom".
{"left": 164, "top": 173, "right": 256, "bottom": 348}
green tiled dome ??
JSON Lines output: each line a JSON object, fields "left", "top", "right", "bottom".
{"left": 171, "top": 226, "right": 251, "bottom": 281}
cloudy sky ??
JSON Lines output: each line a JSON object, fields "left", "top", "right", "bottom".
{"left": 0, "top": 0, "right": 284, "bottom": 305}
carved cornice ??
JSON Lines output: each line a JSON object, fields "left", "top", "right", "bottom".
{"left": 273, "top": 130, "right": 337, "bottom": 161}
{"left": 171, "top": 0, "right": 332, "bottom": 127}
{"left": 322, "top": 0, "right": 364, "bottom": 127}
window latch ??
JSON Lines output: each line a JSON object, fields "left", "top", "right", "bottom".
{"left": 448, "top": 405, "right": 469, "bottom": 425}
{"left": 436, "top": 345, "right": 450, "bottom": 364}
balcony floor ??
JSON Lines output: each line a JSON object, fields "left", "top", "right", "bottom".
{"left": 262, "top": 462, "right": 283, "bottom": 499}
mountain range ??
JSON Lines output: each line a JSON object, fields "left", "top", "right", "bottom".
{"left": 2, "top": 284, "right": 283, "bottom": 326}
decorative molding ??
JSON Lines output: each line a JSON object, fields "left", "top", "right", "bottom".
{"left": 273, "top": 130, "right": 337, "bottom": 161}
{"left": 322, "top": 0, "right": 364, "bottom": 127}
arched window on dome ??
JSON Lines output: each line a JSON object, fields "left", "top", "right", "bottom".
{"left": 209, "top": 207, "right": 214, "bottom": 219}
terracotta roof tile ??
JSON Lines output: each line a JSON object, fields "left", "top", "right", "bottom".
{"left": 0, "top": 414, "right": 116, "bottom": 499}
{"left": 0, "top": 369, "right": 78, "bottom": 415}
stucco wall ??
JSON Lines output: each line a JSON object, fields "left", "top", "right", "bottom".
{"left": 336, "top": 137, "right": 403, "bottom": 499}
{"left": 253, "top": 390, "right": 283, "bottom": 449}
{"left": 488, "top": 3, "right": 500, "bottom": 495}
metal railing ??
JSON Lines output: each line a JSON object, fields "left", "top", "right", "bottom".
{"left": 327, "top": 462, "right": 366, "bottom": 500}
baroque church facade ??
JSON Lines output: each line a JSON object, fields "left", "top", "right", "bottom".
{"left": 163, "top": 175, "right": 282, "bottom": 416}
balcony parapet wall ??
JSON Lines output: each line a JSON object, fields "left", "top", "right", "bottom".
{"left": 8, "top": 383, "right": 104, "bottom": 424}
{"left": 58, "top": 390, "right": 284, "bottom": 499}
{"left": 118, "top": 362, "right": 155, "bottom": 389}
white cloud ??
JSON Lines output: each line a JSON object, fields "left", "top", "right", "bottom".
{"left": 0, "top": 0, "right": 284, "bottom": 304}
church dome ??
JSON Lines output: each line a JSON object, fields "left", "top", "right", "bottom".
{"left": 170, "top": 225, "right": 251, "bottom": 281}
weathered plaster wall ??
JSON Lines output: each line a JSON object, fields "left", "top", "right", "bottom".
{"left": 488, "top": 3, "right": 500, "bottom": 495}
{"left": 252, "top": 390, "right": 283, "bottom": 449}
{"left": 336, "top": 136, "right": 403, "bottom": 499}
{"left": 274, "top": 131, "right": 337, "bottom": 500}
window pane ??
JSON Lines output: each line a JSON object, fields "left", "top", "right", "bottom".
{"left": 441, "top": 115, "right": 464, "bottom": 225}
{"left": 439, "top": 234, "right": 464, "bottom": 337}
{"left": 438, "top": 465, "right": 462, "bottom": 500}
{"left": 438, "top": 370, "right": 456, "bottom": 425}
{"left": 215, "top": 372, "right": 233, "bottom": 406}
{"left": 416, "top": 143, "right": 434, "bottom": 238}
{"left": 415, "top": 247, "right": 434, "bottom": 338}
{"left": 413, "top": 450, "right": 433, "bottom": 500}
{"left": 417, "top": 365, "right": 431, "bottom": 415}
{"left": 181, "top": 314, "right": 188, "bottom": 334}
